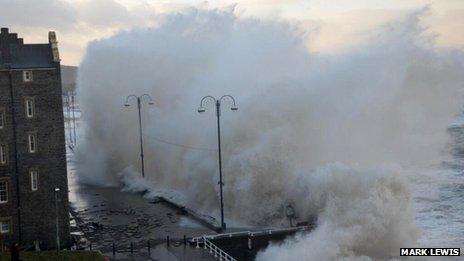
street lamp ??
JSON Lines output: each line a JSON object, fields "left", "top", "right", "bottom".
{"left": 54, "top": 187, "right": 60, "bottom": 251}
{"left": 197, "top": 95, "right": 238, "bottom": 232}
{"left": 124, "top": 94, "right": 155, "bottom": 178}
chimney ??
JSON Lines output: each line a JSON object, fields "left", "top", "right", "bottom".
{"left": 48, "top": 31, "right": 60, "bottom": 62}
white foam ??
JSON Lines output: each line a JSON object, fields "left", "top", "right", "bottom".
{"left": 74, "top": 6, "right": 464, "bottom": 259}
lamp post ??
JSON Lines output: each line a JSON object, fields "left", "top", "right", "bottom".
{"left": 125, "top": 94, "right": 154, "bottom": 178}
{"left": 71, "top": 91, "right": 77, "bottom": 144}
{"left": 198, "top": 95, "right": 238, "bottom": 232}
{"left": 54, "top": 187, "right": 60, "bottom": 251}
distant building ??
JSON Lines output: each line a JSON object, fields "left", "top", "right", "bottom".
{"left": 0, "top": 28, "right": 69, "bottom": 249}
{"left": 61, "top": 65, "right": 77, "bottom": 93}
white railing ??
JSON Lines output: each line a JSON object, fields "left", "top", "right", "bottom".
{"left": 192, "top": 225, "right": 311, "bottom": 242}
{"left": 196, "top": 236, "right": 237, "bottom": 261}
{"left": 191, "top": 226, "right": 312, "bottom": 260}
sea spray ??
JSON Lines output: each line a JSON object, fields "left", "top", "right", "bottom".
{"left": 75, "top": 7, "right": 464, "bottom": 259}
{"left": 256, "top": 164, "right": 419, "bottom": 260}
{"left": 118, "top": 165, "right": 188, "bottom": 204}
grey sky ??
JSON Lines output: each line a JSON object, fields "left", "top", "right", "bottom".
{"left": 1, "top": 0, "right": 462, "bottom": 65}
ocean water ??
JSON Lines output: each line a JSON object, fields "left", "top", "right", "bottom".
{"left": 413, "top": 117, "right": 464, "bottom": 247}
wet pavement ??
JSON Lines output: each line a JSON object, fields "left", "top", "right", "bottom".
{"left": 71, "top": 185, "right": 218, "bottom": 256}
{"left": 66, "top": 148, "right": 217, "bottom": 260}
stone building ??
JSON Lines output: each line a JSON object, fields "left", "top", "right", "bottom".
{"left": 0, "top": 28, "right": 69, "bottom": 249}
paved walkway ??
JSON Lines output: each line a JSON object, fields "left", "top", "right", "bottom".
{"left": 66, "top": 148, "right": 219, "bottom": 260}
{"left": 68, "top": 184, "right": 221, "bottom": 260}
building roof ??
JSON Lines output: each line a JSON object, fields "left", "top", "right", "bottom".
{"left": 0, "top": 28, "right": 57, "bottom": 69}
{"left": 9, "top": 44, "right": 54, "bottom": 69}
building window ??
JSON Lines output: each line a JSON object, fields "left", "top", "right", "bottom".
{"left": 25, "top": 98, "right": 34, "bottom": 118}
{"left": 0, "top": 181, "right": 8, "bottom": 203}
{"left": 23, "top": 70, "right": 33, "bottom": 82}
{"left": 0, "top": 144, "right": 6, "bottom": 165}
{"left": 0, "top": 109, "right": 4, "bottom": 129}
{"left": 0, "top": 219, "right": 11, "bottom": 234}
{"left": 28, "top": 134, "right": 36, "bottom": 153}
{"left": 30, "top": 171, "right": 38, "bottom": 191}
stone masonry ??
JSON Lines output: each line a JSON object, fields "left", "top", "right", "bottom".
{"left": 0, "top": 28, "right": 70, "bottom": 249}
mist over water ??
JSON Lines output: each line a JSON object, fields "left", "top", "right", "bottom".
{"left": 75, "top": 7, "right": 464, "bottom": 260}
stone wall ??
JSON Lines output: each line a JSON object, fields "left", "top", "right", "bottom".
{"left": 0, "top": 68, "right": 70, "bottom": 248}
{"left": 0, "top": 70, "right": 21, "bottom": 245}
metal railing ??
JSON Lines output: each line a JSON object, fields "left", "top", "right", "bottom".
{"left": 191, "top": 225, "right": 312, "bottom": 242}
{"left": 196, "top": 236, "right": 237, "bottom": 261}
